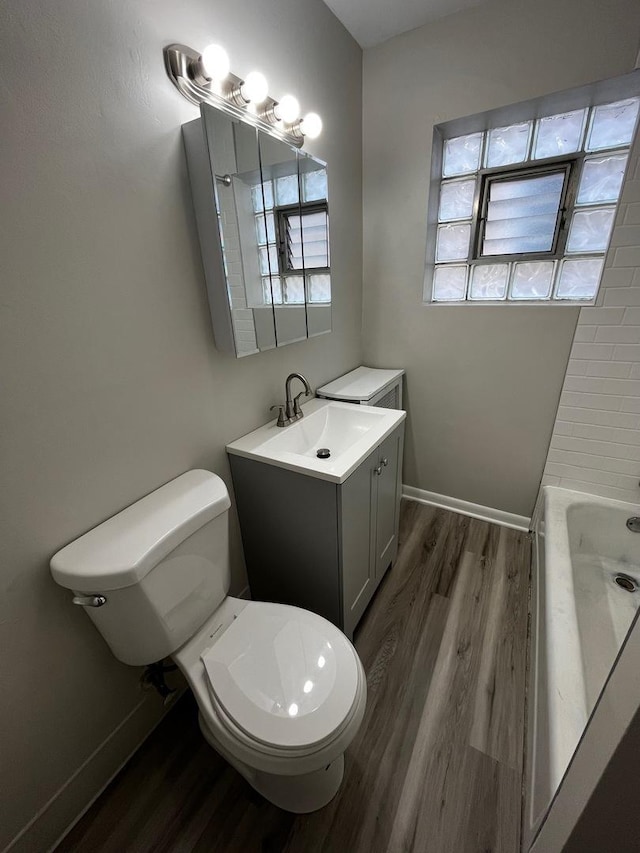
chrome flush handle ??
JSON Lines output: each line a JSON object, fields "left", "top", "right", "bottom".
{"left": 72, "top": 595, "right": 107, "bottom": 607}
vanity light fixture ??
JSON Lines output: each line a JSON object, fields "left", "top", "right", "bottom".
{"left": 300, "top": 112, "right": 323, "bottom": 140}
{"left": 163, "top": 42, "right": 322, "bottom": 147}
{"left": 274, "top": 94, "right": 301, "bottom": 124}
{"left": 199, "top": 44, "right": 230, "bottom": 83}
{"left": 235, "top": 70, "right": 269, "bottom": 106}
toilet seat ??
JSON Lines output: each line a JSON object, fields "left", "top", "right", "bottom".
{"left": 200, "top": 602, "right": 359, "bottom": 751}
{"left": 174, "top": 597, "right": 367, "bottom": 777}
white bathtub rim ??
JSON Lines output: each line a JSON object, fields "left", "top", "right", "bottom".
{"left": 539, "top": 485, "right": 640, "bottom": 795}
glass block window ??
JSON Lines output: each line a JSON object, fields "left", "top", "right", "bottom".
{"left": 283, "top": 275, "right": 305, "bottom": 304}
{"left": 308, "top": 273, "right": 332, "bottom": 303}
{"left": 303, "top": 169, "right": 328, "bottom": 202}
{"left": 252, "top": 167, "right": 330, "bottom": 307}
{"left": 427, "top": 95, "right": 639, "bottom": 304}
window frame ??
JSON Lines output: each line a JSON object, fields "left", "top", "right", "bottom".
{"left": 470, "top": 155, "right": 580, "bottom": 266}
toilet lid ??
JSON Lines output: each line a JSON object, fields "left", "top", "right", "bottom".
{"left": 201, "top": 603, "right": 359, "bottom": 749}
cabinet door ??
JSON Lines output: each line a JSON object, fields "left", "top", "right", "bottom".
{"left": 374, "top": 429, "right": 402, "bottom": 580}
{"left": 340, "top": 446, "right": 377, "bottom": 639}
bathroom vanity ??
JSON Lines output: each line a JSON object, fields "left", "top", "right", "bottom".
{"left": 227, "top": 399, "right": 405, "bottom": 638}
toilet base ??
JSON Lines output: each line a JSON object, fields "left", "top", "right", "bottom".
{"left": 198, "top": 713, "right": 345, "bottom": 813}
{"left": 250, "top": 754, "right": 344, "bottom": 813}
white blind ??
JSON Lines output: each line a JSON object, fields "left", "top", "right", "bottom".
{"left": 287, "top": 209, "right": 329, "bottom": 270}
{"left": 481, "top": 171, "right": 565, "bottom": 256}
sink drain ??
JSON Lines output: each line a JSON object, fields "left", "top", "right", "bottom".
{"left": 316, "top": 448, "right": 331, "bottom": 459}
{"left": 614, "top": 573, "right": 638, "bottom": 592}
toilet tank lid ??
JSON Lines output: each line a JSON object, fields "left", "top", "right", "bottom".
{"left": 50, "top": 470, "right": 231, "bottom": 592}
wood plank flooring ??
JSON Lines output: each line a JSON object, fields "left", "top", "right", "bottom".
{"left": 57, "top": 501, "right": 531, "bottom": 853}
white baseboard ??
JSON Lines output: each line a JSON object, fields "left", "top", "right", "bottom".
{"left": 4, "top": 690, "right": 182, "bottom": 853}
{"left": 402, "top": 485, "right": 531, "bottom": 532}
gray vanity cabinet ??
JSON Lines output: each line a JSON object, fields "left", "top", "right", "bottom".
{"left": 229, "top": 422, "right": 404, "bottom": 640}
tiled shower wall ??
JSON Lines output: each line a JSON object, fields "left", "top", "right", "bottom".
{"left": 540, "top": 130, "right": 640, "bottom": 503}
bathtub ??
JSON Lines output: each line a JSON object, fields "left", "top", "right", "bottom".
{"left": 524, "top": 486, "right": 640, "bottom": 849}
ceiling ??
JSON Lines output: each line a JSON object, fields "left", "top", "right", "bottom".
{"left": 322, "top": 0, "right": 488, "bottom": 48}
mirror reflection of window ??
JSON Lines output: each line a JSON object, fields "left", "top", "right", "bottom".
{"left": 183, "top": 103, "right": 332, "bottom": 355}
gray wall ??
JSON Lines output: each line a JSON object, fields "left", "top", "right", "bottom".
{"left": 362, "top": 0, "right": 640, "bottom": 517}
{"left": 0, "top": 1, "right": 362, "bottom": 849}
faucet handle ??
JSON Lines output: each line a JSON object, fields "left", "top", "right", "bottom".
{"left": 293, "top": 389, "right": 312, "bottom": 418}
{"left": 270, "top": 404, "right": 289, "bottom": 428}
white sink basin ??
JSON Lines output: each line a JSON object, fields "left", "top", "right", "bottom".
{"left": 226, "top": 398, "right": 406, "bottom": 483}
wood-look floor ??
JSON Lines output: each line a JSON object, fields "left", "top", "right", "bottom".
{"left": 57, "top": 501, "right": 531, "bottom": 853}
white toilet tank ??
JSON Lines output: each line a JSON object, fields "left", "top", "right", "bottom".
{"left": 50, "top": 470, "right": 232, "bottom": 666}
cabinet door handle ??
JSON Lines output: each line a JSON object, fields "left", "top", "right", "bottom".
{"left": 374, "top": 465, "right": 382, "bottom": 476}
{"left": 381, "top": 457, "right": 388, "bottom": 467}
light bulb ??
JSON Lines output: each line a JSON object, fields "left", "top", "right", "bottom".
{"left": 240, "top": 71, "right": 269, "bottom": 105}
{"left": 275, "top": 94, "right": 300, "bottom": 124}
{"left": 301, "top": 112, "right": 323, "bottom": 139}
{"left": 200, "top": 44, "right": 230, "bottom": 82}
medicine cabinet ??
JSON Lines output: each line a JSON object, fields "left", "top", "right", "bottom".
{"left": 183, "top": 104, "right": 331, "bottom": 356}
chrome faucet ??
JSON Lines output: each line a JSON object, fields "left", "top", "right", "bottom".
{"left": 271, "top": 373, "right": 313, "bottom": 427}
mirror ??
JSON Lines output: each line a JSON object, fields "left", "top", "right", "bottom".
{"left": 182, "top": 104, "right": 331, "bottom": 357}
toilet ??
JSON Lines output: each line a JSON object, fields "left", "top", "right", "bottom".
{"left": 50, "top": 469, "right": 367, "bottom": 813}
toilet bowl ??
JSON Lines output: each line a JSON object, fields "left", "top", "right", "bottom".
{"left": 50, "top": 470, "right": 366, "bottom": 812}
{"left": 175, "top": 596, "right": 366, "bottom": 811}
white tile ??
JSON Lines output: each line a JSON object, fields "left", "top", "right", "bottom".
{"left": 541, "top": 474, "right": 561, "bottom": 487}
{"left": 613, "top": 247, "right": 640, "bottom": 268}
{"left": 548, "top": 446, "right": 640, "bottom": 475}
{"left": 578, "top": 306, "right": 625, "bottom": 325}
{"left": 609, "top": 224, "right": 640, "bottom": 248}
{"left": 595, "top": 326, "right": 640, "bottom": 343}
{"left": 563, "top": 376, "right": 640, "bottom": 396}
{"left": 604, "top": 287, "right": 640, "bottom": 307}
{"left": 556, "top": 406, "right": 640, "bottom": 429}
{"left": 622, "top": 308, "right": 640, "bottom": 325}
{"left": 626, "top": 444, "right": 640, "bottom": 461}
{"left": 233, "top": 319, "right": 256, "bottom": 332}
{"left": 545, "top": 462, "right": 621, "bottom": 487}
{"left": 572, "top": 422, "right": 640, "bottom": 446}
{"left": 625, "top": 203, "right": 640, "bottom": 225}
{"left": 552, "top": 479, "right": 638, "bottom": 502}
{"left": 573, "top": 326, "right": 597, "bottom": 343}
{"left": 600, "top": 268, "right": 635, "bottom": 287}
{"left": 570, "top": 343, "right": 615, "bottom": 360}
{"left": 560, "top": 390, "right": 622, "bottom": 411}
{"left": 554, "top": 421, "right": 573, "bottom": 436}
{"left": 622, "top": 179, "right": 640, "bottom": 203}
{"left": 616, "top": 472, "right": 640, "bottom": 491}
{"left": 630, "top": 363, "right": 640, "bottom": 379}
{"left": 586, "top": 360, "right": 632, "bottom": 379}
{"left": 232, "top": 308, "right": 253, "bottom": 321}
{"left": 566, "top": 360, "right": 588, "bottom": 376}
{"left": 621, "top": 397, "right": 640, "bottom": 414}
{"left": 613, "top": 345, "right": 640, "bottom": 361}
{"left": 550, "top": 434, "right": 629, "bottom": 459}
